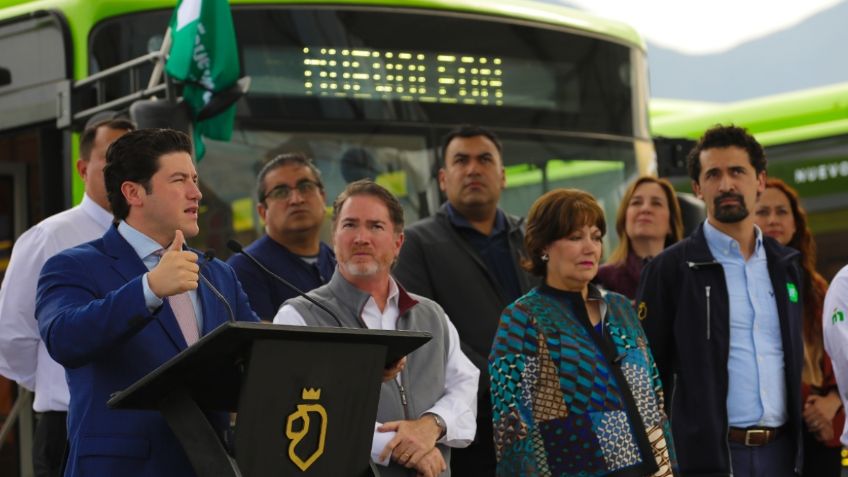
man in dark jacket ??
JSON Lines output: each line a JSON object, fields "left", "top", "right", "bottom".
{"left": 637, "top": 125, "right": 804, "bottom": 476}
{"left": 394, "top": 125, "right": 536, "bottom": 476}
{"left": 227, "top": 153, "right": 335, "bottom": 320}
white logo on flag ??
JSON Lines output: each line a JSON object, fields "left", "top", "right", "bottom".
{"left": 175, "top": 0, "right": 202, "bottom": 30}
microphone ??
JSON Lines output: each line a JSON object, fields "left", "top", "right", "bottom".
{"left": 226, "top": 240, "right": 344, "bottom": 327}
{"left": 197, "top": 250, "right": 236, "bottom": 324}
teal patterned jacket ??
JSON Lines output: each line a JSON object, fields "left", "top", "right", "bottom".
{"left": 490, "top": 284, "right": 677, "bottom": 477}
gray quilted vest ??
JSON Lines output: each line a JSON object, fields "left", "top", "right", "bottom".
{"left": 286, "top": 271, "right": 453, "bottom": 476}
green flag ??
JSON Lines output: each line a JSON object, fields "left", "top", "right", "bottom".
{"left": 166, "top": 0, "right": 239, "bottom": 159}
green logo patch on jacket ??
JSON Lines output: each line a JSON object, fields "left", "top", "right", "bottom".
{"left": 833, "top": 308, "right": 845, "bottom": 325}
{"left": 786, "top": 283, "right": 798, "bottom": 303}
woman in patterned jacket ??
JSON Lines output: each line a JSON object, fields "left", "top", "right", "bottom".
{"left": 489, "top": 188, "right": 677, "bottom": 477}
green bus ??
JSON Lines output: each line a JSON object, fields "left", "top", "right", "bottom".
{"left": 0, "top": 0, "right": 659, "bottom": 472}
{"left": 651, "top": 82, "right": 848, "bottom": 279}
{"left": 0, "top": 0, "right": 654, "bottom": 257}
{"left": 0, "top": 0, "right": 654, "bottom": 471}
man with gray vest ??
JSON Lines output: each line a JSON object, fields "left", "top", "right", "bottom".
{"left": 273, "top": 180, "right": 478, "bottom": 477}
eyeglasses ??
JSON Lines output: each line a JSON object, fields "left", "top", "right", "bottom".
{"left": 263, "top": 180, "right": 321, "bottom": 202}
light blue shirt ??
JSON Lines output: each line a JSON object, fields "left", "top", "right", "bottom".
{"left": 703, "top": 220, "right": 786, "bottom": 427}
{"left": 117, "top": 221, "right": 203, "bottom": 332}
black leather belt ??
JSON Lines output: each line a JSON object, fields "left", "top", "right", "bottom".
{"left": 728, "top": 426, "right": 784, "bottom": 446}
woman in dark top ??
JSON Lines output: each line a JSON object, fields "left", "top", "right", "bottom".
{"left": 754, "top": 177, "right": 843, "bottom": 477}
{"left": 596, "top": 177, "right": 683, "bottom": 299}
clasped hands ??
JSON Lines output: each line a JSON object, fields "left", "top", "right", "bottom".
{"left": 803, "top": 391, "right": 842, "bottom": 442}
{"left": 378, "top": 416, "right": 446, "bottom": 477}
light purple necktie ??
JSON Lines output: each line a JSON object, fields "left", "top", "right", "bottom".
{"left": 154, "top": 249, "right": 199, "bottom": 345}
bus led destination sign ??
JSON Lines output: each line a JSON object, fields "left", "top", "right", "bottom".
{"left": 301, "top": 47, "right": 506, "bottom": 106}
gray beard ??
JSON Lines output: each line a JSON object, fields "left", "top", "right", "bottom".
{"left": 342, "top": 261, "right": 379, "bottom": 277}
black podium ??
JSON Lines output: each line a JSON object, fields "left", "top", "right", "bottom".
{"left": 108, "top": 322, "right": 430, "bottom": 477}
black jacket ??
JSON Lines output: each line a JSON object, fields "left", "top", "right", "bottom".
{"left": 636, "top": 223, "right": 803, "bottom": 476}
{"left": 394, "top": 203, "right": 537, "bottom": 474}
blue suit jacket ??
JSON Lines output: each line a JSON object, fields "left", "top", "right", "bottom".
{"left": 36, "top": 226, "right": 259, "bottom": 477}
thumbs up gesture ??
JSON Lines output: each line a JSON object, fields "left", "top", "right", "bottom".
{"left": 148, "top": 230, "right": 200, "bottom": 298}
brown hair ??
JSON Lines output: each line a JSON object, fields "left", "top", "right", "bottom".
{"left": 79, "top": 117, "right": 136, "bottom": 161}
{"left": 764, "top": 178, "right": 828, "bottom": 386}
{"left": 607, "top": 176, "right": 684, "bottom": 265}
{"left": 332, "top": 179, "right": 404, "bottom": 232}
{"left": 687, "top": 124, "right": 766, "bottom": 183}
{"left": 104, "top": 128, "right": 192, "bottom": 221}
{"left": 523, "top": 188, "right": 606, "bottom": 277}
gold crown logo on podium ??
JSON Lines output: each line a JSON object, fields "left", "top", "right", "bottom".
{"left": 287, "top": 387, "right": 328, "bottom": 471}
{"left": 302, "top": 388, "right": 321, "bottom": 400}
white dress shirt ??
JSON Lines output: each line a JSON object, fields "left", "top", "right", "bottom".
{"left": 822, "top": 264, "right": 848, "bottom": 445}
{"left": 0, "top": 195, "right": 113, "bottom": 412}
{"left": 273, "top": 277, "right": 479, "bottom": 466}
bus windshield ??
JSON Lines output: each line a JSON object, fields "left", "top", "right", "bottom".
{"left": 92, "top": 7, "right": 637, "bottom": 133}
{"left": 89, "top": 5, "right": 646, "bottom": 254}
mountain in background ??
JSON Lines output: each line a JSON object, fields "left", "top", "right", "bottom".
{"left": 647, "top": 0, "right": 848, "bottom": 101}
{"left": 548, "top": 0, "right": 848, "bottom": 101}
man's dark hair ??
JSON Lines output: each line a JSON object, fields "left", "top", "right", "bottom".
{"left": 104, "top": 128, "right": 193, "bottom": 220}
{"left": 687, "top": 124, "right": 766, "bottom": 182}
{"left": 332, "top": 179, "right": 404, "bottom": 232}
{"left": 79, "top": 118, "right": 136, "bottom": 161}
{"left": 440, "top": 124, "right": 503, "bottom": 165}
{"left": 256, "top": 153, "right": 323, "bottom": 203}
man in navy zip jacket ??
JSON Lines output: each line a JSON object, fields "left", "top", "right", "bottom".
{"left": 636, "top": 125, "right": 804, "bottom": 476}
{"left": 228, "top": 153, "right": 335, "bottom": 320}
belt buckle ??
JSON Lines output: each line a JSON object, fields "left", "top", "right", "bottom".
{"left": 744, "top": 429, "right": 767, "bottom": 446}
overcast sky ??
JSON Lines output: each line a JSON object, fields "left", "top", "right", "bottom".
{"left": 565, "top": 0, "right": 843, "bottom": 54}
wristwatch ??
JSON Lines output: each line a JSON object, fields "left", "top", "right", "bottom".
{"left": 426, "top": 413, "right": 446, "bottom": 438}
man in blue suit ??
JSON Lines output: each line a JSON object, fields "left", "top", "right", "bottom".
{"left": 36, "top": 128, "right": 260, "bottom": 477}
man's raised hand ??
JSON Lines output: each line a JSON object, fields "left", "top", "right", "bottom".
{"left": 148, "top": 230, "right": 199, "bottom": 298}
